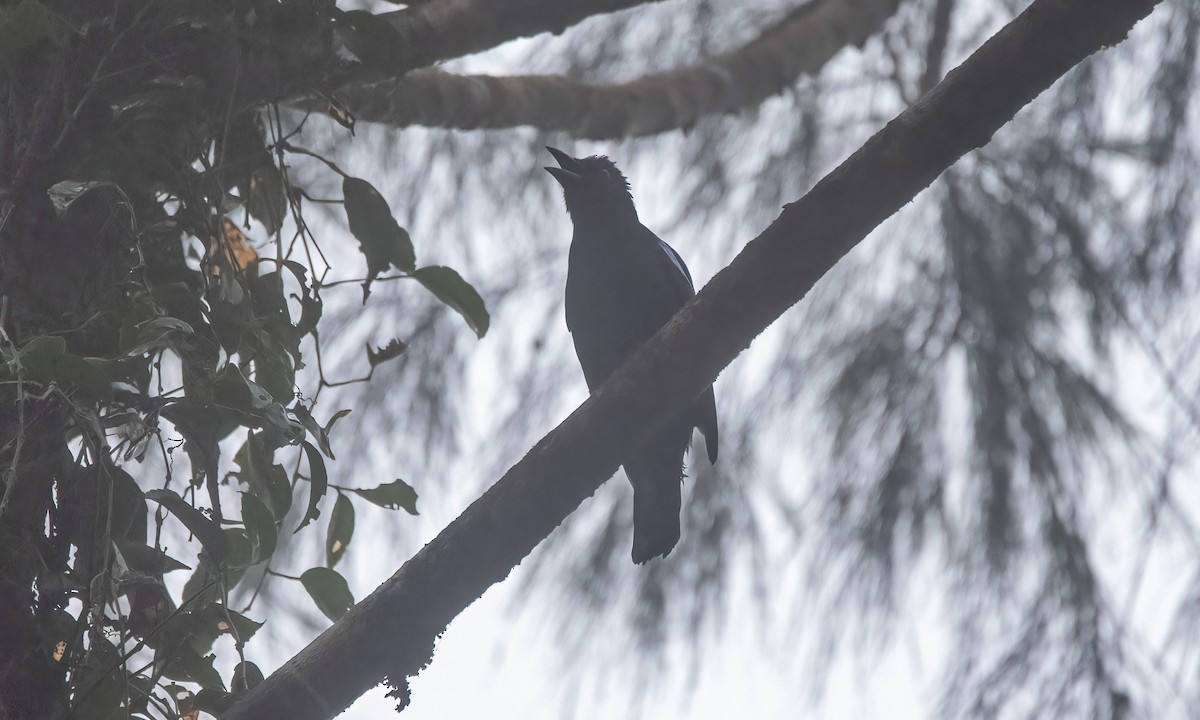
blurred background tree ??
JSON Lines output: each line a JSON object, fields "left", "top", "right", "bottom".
{"left": 1, "top": 0, "right": 1193, "bottom": 718}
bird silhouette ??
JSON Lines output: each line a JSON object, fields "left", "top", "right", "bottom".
{"left": 545, "top": 146, "right": 718, "bottom": 563}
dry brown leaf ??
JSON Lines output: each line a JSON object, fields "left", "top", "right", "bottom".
{"left": 210, "top": 217, "right": 259, "bottom": 273}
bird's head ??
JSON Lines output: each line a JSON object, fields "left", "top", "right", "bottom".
{"left": 545, "top": 147, "right": 637, "bottom": 221}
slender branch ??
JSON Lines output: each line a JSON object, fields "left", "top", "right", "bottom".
{"left": 281, "top": 144, "right": 350, "bottom": 178}
{"left": 224, "top": 0, "right": 1163, "bottom": 718}
{"left": 317, "top": 274, "right": 413, "bottom": 289}
{"left": 69, "top": 580, "right": 217, "bottom": 710}
{"left": 49, "top": 1, "right": 158, "bottom": 156}
{"left": 0, "top": 299, "right": 24, "bottom": 519}
{"left": 328, "top": 0, "right": 904, "bottom": 138}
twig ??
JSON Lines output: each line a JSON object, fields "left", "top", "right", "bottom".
{"left": 69, "top": 579, "right": 217, "bottom": 710}
{"left": 317, "top": 274, "right": 413, "bottom": 289}
{"left": 50, "top": 0, "right": 158, "bottom": 156}
{"left": 281, "top": 143, "right": 350, "bottom": 178}
{"left": 0, "top": 201, "right": 14, "bottom": 235}
{"left": 310, "top": 330, "right": 374, "bottom": 389}
{"left": 242, "top": 559, "right": 274, "bottom": 613}
{"left": 0, "top": 297, "right": 26, "bottom": 519}
{"left": 266, "top": 569, "right": 302, "bottom": 581}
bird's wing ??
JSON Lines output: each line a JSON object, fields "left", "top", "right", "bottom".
{"left": 643, "top": 228, "right": 719, "bottom": 462}
{"left": 565, "top": 225, "right": 714, "bottom": 431}
{"left": 657, "top": 237, "right": 695, "bottom": 291}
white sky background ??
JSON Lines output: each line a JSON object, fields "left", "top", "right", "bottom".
{"left": 176, "top": 1, "right": 1200, "bottom": 718}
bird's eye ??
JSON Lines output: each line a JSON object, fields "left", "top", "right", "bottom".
{"left": 599, "top": 168, "right": 611, "bottom": 179}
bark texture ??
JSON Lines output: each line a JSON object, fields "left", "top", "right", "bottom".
{"left": 337, "top": 0, "right": 903, "bottom": 137}
{"left": 376, "top": 0, "right": 667, "bottom": 80}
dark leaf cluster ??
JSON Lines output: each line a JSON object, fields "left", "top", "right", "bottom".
{"left": 0, "top": 1, "right": 486, "bottom": 717}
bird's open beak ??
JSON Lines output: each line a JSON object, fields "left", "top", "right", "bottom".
{"left": 544, "top": 146, "right": 583, "bottom": 187}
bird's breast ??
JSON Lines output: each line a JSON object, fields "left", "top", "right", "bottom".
{"left": 566, "top": 247, "right": 652, "bottom": 330}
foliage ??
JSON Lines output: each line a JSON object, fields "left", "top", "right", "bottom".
{"left": 0, "top": 1, "right": 486, "bottom": 717}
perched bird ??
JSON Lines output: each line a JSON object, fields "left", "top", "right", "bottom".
{"left": 545, "top": 147, "right": 719, "bottom": 564}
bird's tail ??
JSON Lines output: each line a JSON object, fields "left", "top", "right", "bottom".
{"left": 626, "top": 427, "right": 689, "bottom": 564}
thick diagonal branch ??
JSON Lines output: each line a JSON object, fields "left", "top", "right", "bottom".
{"left": 337, "top": 0, "right": 903, "bottom": 137}
{"left": 375, "top": 0, "right": 666, "bottom": 79}
{"left": 224, "top": 0, "right": 1161, "bottom": 718}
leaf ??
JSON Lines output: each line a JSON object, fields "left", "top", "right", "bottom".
{"left": 296, "top": 293, "right": 323, "bottom": 338}
{"left": 240, "top": 492, "right": 277, "bottom": 564}
{"left": 42, "top": 609, "right": 76, "bottom": 663}
{"left": 216, "top": 265, "right": 247, "bottom": 306}
{"left": 250, "top": 382, "right": 304, "bottom": 445}
{"left": 179, "top": 602, "right": 253, "bottom": 657}
{"left": 350, "top": 479, "right": 418, "bottom": 515}
{"left": 257, "top": 257, "right": 320, "bottom": 342}
{"left": 109, "top": 541, "right": 140, "bottom": 587}
{"left": 169, "top": 685, "right": 197, "bottom": 720}
{"left": 162, "top": 399, "right": 238, "bottom": 494}
{"left": 123, "top": 315, "right": 194, "bottom": 357}
{"left": 113, "top": 540, "right": 190, "bottom": 575}
{"left": 138, "top": 316, "right": 194, "bottom": 334}
{"left": 296, "top": 288, "right": 321, "bottom": 333}
{"left": 212, "top": 218, "right": 258, "bottom": 271}
{"left": 106, "top": 544, "right": 171, "bottom": 590}
{"left": 104, "top": 461, "right": 147, "bottom": 542}
{"left": 325, "top": 408, "right": 352, "bottom": 436}
{"left": 0, "top": 0, "right": 67, "bottom": 55}
{"left": 117, "top": 296, "right": 163, "bottom": 355}
{"left": 225, "top": 610, "right": 265, "bottom": 643}
{"left": 342, "top": 176, "right": 415, "bottom": 288}
{"left": 247, "top": 165, "right": 287, "bottom": 234}
{"left": 146, "top": 489, "right": 227, "bottom": 564}
{"left": 46, "top": 180, "right": 126, "bottom": 217}
{"left": 234, "top": 432, "right": 292, "bottom": 521}
{"left": 213, "top": 365, "right": 303, "bottom": 445}
{"left": 325, "top": 96, "right": 356, "bottom": 134}
{"left": 295, "top": 441, "right": 328, "bottom": 532}
{"left": 6, "top": 336, "right": 133, "bottom": 399}
{"left": 258, "top": 257, "right": 309, "bottom": 288}
{"left": 58, "top": 356, "right": 126, "bottom": 400}
{"left": 413, "top": 266, "right": 489, "bottom": 338}
{"left": 248, "top": 270, "right": 290, "bottom": 337}
{"left": 178, "top": 531, "right": 256, "bottom": 602}
{"left": 181, "top": 564, "right": 219, "bottom": 608}
{"left": 226, "top": 528, "right": 254, "bottom": 567}
{"left": 366, "top": 338, "right": 406, "bottom": 368}
{"left": 292, "top": 406, "right": 350, "bottom": 459}
{"left": 212, "top": 364, "right": 269, "bottom": 412}
{"left": 325, "top": 493, "right": 354, "bottom": 568}
{"left": 126, "top": 674, "right": 156, "bottom": 714}
{"left": 232, "top": 661, "right": 265, "bottom": 694}
{"left": 74, "top": 637, "right": 124, "bottom": 720}
{"left": 162, "top": 646, "right": 225, "bottom": 691}
{"left": 194, "top": 605, "right": 264, "bottom": 646}
{"left": 253, "top": 352, "right": 295, "bottom": 405}
{"left": 300, "top": 567, "right": 354, "bottom": 622}
{"left": 7, "top": 334, "right": 65, "bottom": 369}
